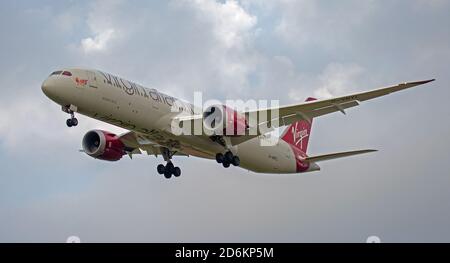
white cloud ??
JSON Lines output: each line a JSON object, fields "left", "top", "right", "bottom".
{"left": 70, "top": 0, "right": 261, "bottom": 98}
{"left": 251, "top": 55, "right": 366, "bottom": 102}
{"left": 274, "top": 0, "right": 376, "bottom": 50}
{"left": 0, "top": 91, "right": 125, "bottom": 154}
{"left": 188, "top": 0, "right": 257, "bottom": 49}
{"left": 182, "top": 0, "right": 259, "bottom": 94}
{"left": 81, "top": 29, "right": 116, "bottom": 53}
{"left": 313, "top": 63, "right": 365, "bottom": 99}
{"left": 78, "top": 0, "right": 125, "bottom": 54}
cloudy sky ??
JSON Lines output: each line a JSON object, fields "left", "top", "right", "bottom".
{"left": 0, "top": 0, "right": 449, "bottom": 242}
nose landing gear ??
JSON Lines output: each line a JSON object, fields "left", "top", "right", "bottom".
{"left": 216, "top": 151, "right": 240, "bottom": 168}
{"left": 66, "top": 115, "right": 78, "bottom": 127}
{"left": 63, "top": 105, "right": 78, "bottom": 127}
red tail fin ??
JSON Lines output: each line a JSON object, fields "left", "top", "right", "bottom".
{"left": 280, "top": 97, "right": 316, "bottom": 153}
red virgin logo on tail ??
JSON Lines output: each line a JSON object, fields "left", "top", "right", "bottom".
{"left": 292, "top": 122, "right": 308, "bottom": 150}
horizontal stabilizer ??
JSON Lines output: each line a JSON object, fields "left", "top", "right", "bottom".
{"left": 305, "top": 149, "right": 377, "bottom": 163}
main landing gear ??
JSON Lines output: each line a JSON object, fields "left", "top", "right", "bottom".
{"left": 157, "top": 148, "right": 181, "bottom": 179}
{"left": 215, "top": 151, "right": 240, "bottom": 168}
{"left": 157, "top": 162, "right": 181, "bottom": 179}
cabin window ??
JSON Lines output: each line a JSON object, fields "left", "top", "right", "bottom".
{"left": 50, "top": 71, "right": 62, "bottom": 76}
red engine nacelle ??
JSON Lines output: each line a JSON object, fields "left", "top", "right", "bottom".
{"left": 203, "top": 105, "right": 248, "bottom": 136}
{"left": 82, "top": 130, "right": 125, "bottom": 161}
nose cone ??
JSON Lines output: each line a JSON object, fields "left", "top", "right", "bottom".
{"left": 41, "top": 80, "right": 48, "bottom": 94}
{"left": 41, "top": 78, "right": 57, "bottom": 100}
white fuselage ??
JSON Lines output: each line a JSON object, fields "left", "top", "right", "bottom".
{"left": 42, "top": 68, "right": 316, "bottom": 173}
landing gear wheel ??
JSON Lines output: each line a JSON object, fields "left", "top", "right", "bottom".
{"left": 223, "top": 161, "right": 230, "bottom": 168}
{"left": 159, "top": 148, "right": 182, "bottom": 179}
{"left": 164, "top": 162, "right": 174, "bottom": 179}
{"left": 231, "top": 156, "right": 240, "bottom": 166}
{"left": 66, "top": 118, "right": 78, "bottom": 127}
{"left": 71, "top": 118, "right": 78, "bottom": 126}
{"left": 166, "top": 162, "right": 174, "bottom": 171}
{"left": 164, "top": 170, "right": 172, "bottom": 179}
{"left": 173, "top": 167, "right": 181, "bottom": 177}
{"left": 216, "top": 153, "right": 224, "bottom": 163}
{"left": 157, "top": 164, "right": 165, "bottom": 174}
{"left": 63, "top": 106, "right": 79, "bottom": 128}
{"left": 225, "top": 151, "right": 234, "bottom": 163}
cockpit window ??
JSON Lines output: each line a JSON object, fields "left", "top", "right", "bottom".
{"left": 62, "top": 71, "right": 72, "bottom": 76}
{"left": 50, "top": 71, "right": 62, "bottom": 76}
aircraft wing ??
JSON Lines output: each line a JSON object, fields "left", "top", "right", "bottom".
{"left": 246, "top": 79, "right": 435, "bottom": 130}
{"left": 171, "top": 79, "right": 434, "bottom": 146}
{"left": 304, "top": 149, "right": 377, "bottom": 163}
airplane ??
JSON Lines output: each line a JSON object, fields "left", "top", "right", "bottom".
{"left": 41, "top": 68, "right": 434, "bottom": 178}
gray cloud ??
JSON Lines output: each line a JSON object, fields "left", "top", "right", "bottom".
{"left": 0, "top": 0, "right": 449, "bottom": 242}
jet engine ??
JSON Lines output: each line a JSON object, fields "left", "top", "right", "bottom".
{"left": 203, "top": 105, "right": 248, "bottom": 136}
{"left": 82, "top": 130, "right": 125, "bottom": 161}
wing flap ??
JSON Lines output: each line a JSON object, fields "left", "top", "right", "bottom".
{"left": 118, "top": 131, "right": 189, "bottom": 157}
